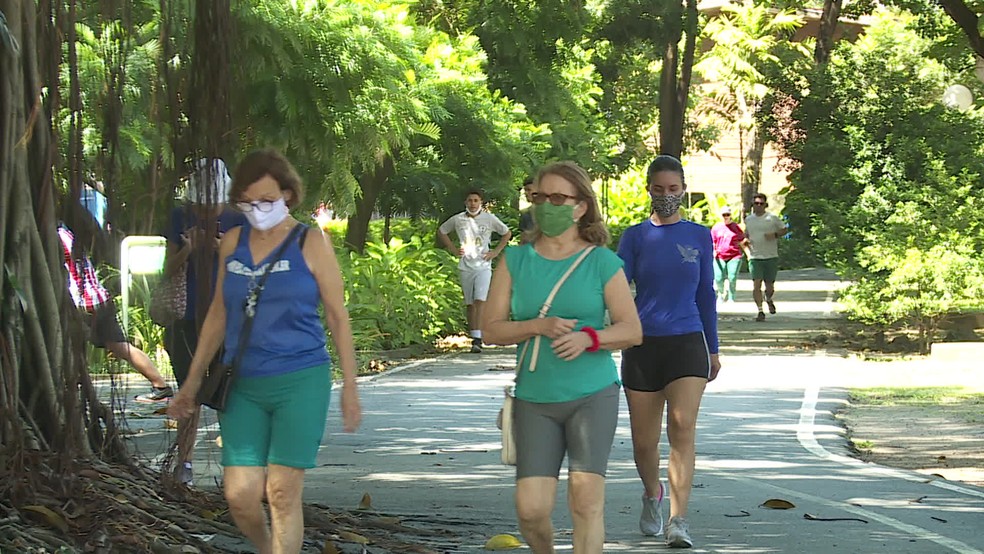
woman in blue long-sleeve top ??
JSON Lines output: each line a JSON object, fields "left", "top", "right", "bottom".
{"left": 616, "top": 155, "right": 721, "bottom": 549}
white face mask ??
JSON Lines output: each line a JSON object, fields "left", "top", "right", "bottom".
{"left": 244, "top": 198, "right": 289, "bottom": 231}
{"left": 465, "top": 206, "right": 482, "bottom": 216}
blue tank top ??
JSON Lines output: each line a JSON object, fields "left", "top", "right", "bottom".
{"left": 222, "top": 224, "right": 331, "bottom": 377}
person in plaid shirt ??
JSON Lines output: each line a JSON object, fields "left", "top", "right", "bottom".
{"left": 58, "top": 223, "right": 173, "bottom": 402}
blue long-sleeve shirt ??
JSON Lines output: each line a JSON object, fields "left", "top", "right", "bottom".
{"left": 617, "top": 219, "right": 719, "bottom": 353}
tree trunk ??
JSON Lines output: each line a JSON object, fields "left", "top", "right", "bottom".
{"left": 345, "top": 154, "right": 396, "bottom": 253}
{"left": 814, "top": 0, "right": 843, "bottom": 65}
{"left": 938, "top": 0, "right": 984, "bottom": 60}
{"left": 1, "top": 0, "right": 126, "bottom": 459}
{"left": 741, "top": 125, "right": 765, "bottom": 211}
{"left": 658, "top": 0, "right": 698, "bottom": 158}
{"left": 658, "top": 1, "right": 683, "bottom": 158}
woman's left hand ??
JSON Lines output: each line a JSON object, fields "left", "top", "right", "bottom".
{"left": 341, "top": 382, "right": 362, "bottom": 433}
{"left": 709, "top": 354, "right": 721, "bottom": 382}
{"left": 552, "top": 330, "right": 593, "bottom": 361}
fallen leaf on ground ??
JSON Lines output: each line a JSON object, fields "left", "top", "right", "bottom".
{"left": 484, "top": 534, "right": 523, "bottom": 550}
{"left": 761, "top": 499, "right": 795, "bottom": 509}
{"left": 322, "top": 541, "right": 341, "bottom": 554}
{"left": 357, "top": 492, "right": 372, "bottom": 510}
{"left": 23, "top": 505, "right": 70, "bottom": 533}
{"left": 338, "top": 530, "right": 369, "bottom": 544}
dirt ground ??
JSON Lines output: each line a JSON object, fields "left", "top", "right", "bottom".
{"left": 839, "top": 391, "right": 984, "bottom": 488}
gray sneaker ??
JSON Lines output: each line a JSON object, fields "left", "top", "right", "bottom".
{"left": 135, "top": 386, "right": 174, "bottom": 402}
{"left": 179, "top": 461, "right": 193, "bottom": 487}
{"left": 639, "top": 482, "right": 665, "bottom": 536}
{"left": 665, "top": 516, "right": 693, "bottom": 548}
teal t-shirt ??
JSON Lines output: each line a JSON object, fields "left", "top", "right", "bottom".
{"left": 506, "top": 244, "right": 624, "bottom": 403}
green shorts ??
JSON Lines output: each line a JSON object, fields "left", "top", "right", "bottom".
{"left": 748, "top": 257, "right": 779, "bottom": 282}
{"left": 218, "top": 363, "right": 332, "bottom": 468}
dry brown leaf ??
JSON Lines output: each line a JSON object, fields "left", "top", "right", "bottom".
{"left": 338, "top": 530, "right": 370, "bottom": 544}
{"left": 322, "top": 542, "right": 341, "bottom": 554}
{"left": 23, "top": 505, "right": 70, "bottom": 533}
{"left": 761, "top": 498, "right": 796, "bottom": 510}
{"left": 164, "top": 419, "right": 179, "bottom": 429}
{"left": 357, "top": 492, "right": 372, "bottom": 510}
{"left": 153, "top": 407, "right": 169, "bottom": 415}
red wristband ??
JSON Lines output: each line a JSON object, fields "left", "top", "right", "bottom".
{"left": 581, "top": 326, "right": 601, "bottom": 353}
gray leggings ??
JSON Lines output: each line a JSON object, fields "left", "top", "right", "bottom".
{"left": 514, "top": 383, "right": 620, "bottom": 479}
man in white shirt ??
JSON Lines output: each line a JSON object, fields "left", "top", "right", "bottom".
{"left": 438, "top": 190, "right": 512, "bottom": 352}
{"left": 742, "top": 193, "right": 788, "bottom": 322}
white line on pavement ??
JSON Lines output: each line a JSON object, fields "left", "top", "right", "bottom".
{"left": 710, "top": 470, "right": 984, "bottom": 554}
{"left": 798, "top": 383, "right": 984, "bottom": 500}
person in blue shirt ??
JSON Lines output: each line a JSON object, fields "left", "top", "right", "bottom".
{"left": 616, "top": 155, "right": 721, "bottom": 549}
{"left": 484, "top": 161, "right": 642, "bottom": 553}
{"left": 168, "top": 149, "right": 361, "bottom": 554}
{"left": 162, "top": 158, "right": 246, "bottom": 485}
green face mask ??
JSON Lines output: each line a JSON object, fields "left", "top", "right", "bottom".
{"left": 534, "top": 202, "right": 576, "bottom": 237}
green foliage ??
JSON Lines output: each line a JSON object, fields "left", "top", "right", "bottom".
{"left": 773, "top": 10, "right": 984, "bottom": 343}
{"left": 598, "top": 166, "right": 649, "bottom": 247}
{"left": 342, "top": 237, "right": 465, "bottom": 351}
{"left": 234, "top": 0, "right": 434, "bottom": 214}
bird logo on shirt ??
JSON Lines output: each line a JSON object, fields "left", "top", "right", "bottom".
{"left": 677, "top": 243, "right": 699, "bottom": 263}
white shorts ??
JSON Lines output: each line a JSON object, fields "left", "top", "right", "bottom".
{"left": 460, "top": 268, "right": 492, "bottom": 305}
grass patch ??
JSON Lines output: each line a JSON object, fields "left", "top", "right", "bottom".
{"left": 851, "top": 438, "right": 875, "bottom": 450}
{"left": 850, "top": 386, "right": 984, "bottom": 406}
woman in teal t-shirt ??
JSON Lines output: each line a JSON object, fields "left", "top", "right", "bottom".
{"left": 484, "top": 161, "right": 642, "bottom": 553}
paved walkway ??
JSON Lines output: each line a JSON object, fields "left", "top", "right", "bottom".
{"left": 111, "top": 269, "right": 984, "bottom": 552}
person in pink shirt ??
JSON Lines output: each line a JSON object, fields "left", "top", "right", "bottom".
{"left": 710, "top": 206, "right": 744, "bottom": 303}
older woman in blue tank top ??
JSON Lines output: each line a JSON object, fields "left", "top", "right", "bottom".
{"left": 483, "top": 161, "right": 642, "bottom": 553}
{"left": 169, "top": 149, "right": 361, "bottom": 554}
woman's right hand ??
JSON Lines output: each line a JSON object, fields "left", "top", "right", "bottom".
{"left": 167, "top": 389, "right": 198, "bottom": 420}
{"left": 539, "top": 317, "right": 577, "bottom": 339}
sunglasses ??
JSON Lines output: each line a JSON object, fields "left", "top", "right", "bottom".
{"left": 532, "top": 192, "right": 580, "bottom": 206}
{"left": 753, "top": 202, "right": 766, "bottom": 206}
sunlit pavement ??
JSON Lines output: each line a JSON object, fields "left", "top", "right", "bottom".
{"left": 300, "top": 268, "right": 984, "bottom": 553}
{"left": 105, "top": 269, "right": 981, "bottom": 552}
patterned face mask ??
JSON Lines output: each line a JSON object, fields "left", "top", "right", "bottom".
{"left": 651, "top": 193, "right": 683, "bottom": 218}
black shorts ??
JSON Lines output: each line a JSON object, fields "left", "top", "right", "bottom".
{"left": 621, "top": 332, "right": 711, "bottom": 392}
{"left": 164, "top": 318, "right": 198, "bottom": 387}
{"left": 88, "top": 303, "right": 126, "bottom": 348}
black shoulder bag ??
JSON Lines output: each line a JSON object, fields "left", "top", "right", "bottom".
{"left": 197, "top": 224, "right": 307, "bottom": 411}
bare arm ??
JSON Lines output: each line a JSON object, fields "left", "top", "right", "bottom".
{"left": 595, "top": 269, "right": 642, "bottom": 350}
{"left": 163, "top": 240, "right": 192, "bottom": 278}
{"left": 488, "top": 230, "right": 513, "bottom": 259}
{"left": 306, "top": 228, "right": 361, "bottom": 432}
{"left": 550, "top": 268, "right": 642, "bottom": 360}
{"left": 481, "top": 255, "right": 573, "bottom": 345}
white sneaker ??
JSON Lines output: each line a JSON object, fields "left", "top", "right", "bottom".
{"left": 665, "top": 516, "right": 693, "bottom": 548}
{"left": 639, "top": 482, "right": 665, "bottom": 536}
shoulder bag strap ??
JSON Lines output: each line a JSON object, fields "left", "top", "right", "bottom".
{"left": 517, "top": 245, "right": 596, "bottom": 374}
{"left": 228, "top": 224, "right": 307, "bottom": 371}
